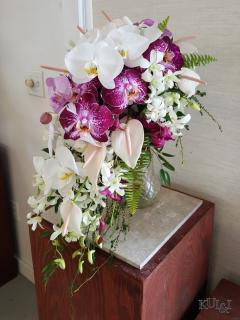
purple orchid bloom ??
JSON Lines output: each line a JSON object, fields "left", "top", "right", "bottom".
{"left": 151, "top": 126, "right": 173, "bottom": 148}
{"left": 100, "top": 187, "right": 123, "bottom": 203}
{"left": 46, "top": 76, "right": 73, "bottom": 113}
{"left": 59, "top": 93, "right": 114, "bottom": 142}
{"left": 98, "top": 217, "right": 107, "bottom": 235}
{"left": 102, "top": 68, "right": 148, "bottom": 114}
{"left": 138, "top": 18, "right": 155, "bottom": 27}
{"left": 140, "top": 116, "right": 173, "bottom": 148}
{"left": 143, "top": 36, "right": 184, "bottom": 72}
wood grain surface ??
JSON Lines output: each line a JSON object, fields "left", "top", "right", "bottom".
{"left": 30, "top": 194, "right": 214, "bottom": 320}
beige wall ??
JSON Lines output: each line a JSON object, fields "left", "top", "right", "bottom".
{"left": 0, "top": 0, "right": 239, "bottom": 288}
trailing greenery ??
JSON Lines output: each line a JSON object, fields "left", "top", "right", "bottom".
{"left": 158, "top": 16, "right": 170, "bottom": 32}
{"left": 183, "top": 53, "right": 217, "bottom": 69}
{"left": 121, "top": 136, "right": 151, "bottom": 214}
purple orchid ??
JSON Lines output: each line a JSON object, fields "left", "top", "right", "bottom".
{"left": 46, "top": 76, "right": 73, "bottom": 113}
{"left": 140, "top": 117, "right": 173, "bottom": 148}
{"left": 100, "top": 187, "right": 123, "bottom": 202}
{"left": 102, "top": 68, "right": 148, "bottom": 114}
{"left": 151, "top": 126, "right": 173, "bottom": 148}
{"left": 72, "top": 77, "right": 101, "bottom": 103}
{"left": 59, "top": 93, "right": 114, "bottom": 142}
{"left": 143, "top": 36, "right": 184, "bottom": 72}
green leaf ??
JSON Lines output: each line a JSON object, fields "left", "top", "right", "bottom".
{"left": 42, "top": 261, "right": 58, "bottom": 286}
{"left": 183, "top": 53, "right": 217, "bottom": 69}
{"left": 160, "top": 169, "right": 171, "bottom": 186}
{"left": 40, "top": 230, "right": 52, "bottom": 239}
{"left": 158, "top": 16, "right": 170, "bottom": 32}
{"left": 162, "top": 162, "right": 175, "bottom": 172}
{"left": 162, "top": 152, "right": 175, "bottom": 158}
{"left": 157, "top": 154, "right": 175, "bottom": 171}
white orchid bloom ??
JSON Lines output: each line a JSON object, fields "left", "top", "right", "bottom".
{"left": 60, "top": 199, "right": 83, "bottom": 237}
{"left": 106, "top": 24, "right": 150, "bottom": 68}
{"left": 166, "top": 107, "right": 191, "bottom": 136}
{"left": 141, "top": 50, "right": 164, "bottom": 82}
{"left": 140, "top": 23, "right": 162, "bottom": 43}
{"left": 27, "top": 213, "right": 43, "bottom": 231}
{"left": 42, "top": 145, "right": 79, "bottom": 196}
{"left": 65, "top": 38, "right": 123, "bottom": 89}
{"left": 145, "top": 96, "right": 167, "bottom": 122}
{"left": 177, "top": 68, "right": 201, "bottom": 97}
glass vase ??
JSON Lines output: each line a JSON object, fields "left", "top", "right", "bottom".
{"left": 138, "top": 159, "right": 161, "bottom": 209}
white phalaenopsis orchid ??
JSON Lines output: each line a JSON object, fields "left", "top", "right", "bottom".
{"left": 177, "top": 68, "right": 201, "bottom": 97}
{"left": 65, "top": 38, "right": 123, "bottom": 89}
{"left": 42, "top": 145, "right": 79, "bottom": 196}
{"left": 105, "top": 24, "right": 150, "bottom": 68}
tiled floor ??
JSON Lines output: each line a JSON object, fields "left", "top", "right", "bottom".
{"left": 0, "top": 275, "right": 38, "bottom": 320}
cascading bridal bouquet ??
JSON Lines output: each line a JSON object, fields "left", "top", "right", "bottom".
{"left": 28, "top": 14, "right": 220, "bottom": 290}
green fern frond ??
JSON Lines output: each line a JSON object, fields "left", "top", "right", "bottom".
{"left": 121, "top": 136, "right": 151, "bottom": 215}
{"left": 158, "top": 16, "right": 170, "bottom": 32}
{"left": 183, "top": 53, "right": 217, "bottom": 69}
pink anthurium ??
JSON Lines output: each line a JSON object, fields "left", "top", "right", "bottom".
{"left": 111, "top": 119, "right": 144, "bottom": 169}
{"left": 83, "top": 143, "right": 107, "bottom": 188}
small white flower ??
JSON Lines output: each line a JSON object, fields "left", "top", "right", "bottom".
{"left": 27, "top": 213, "right": 43, "bottom": 231}
{"left": 50, "top": 224, "right": 63, "bottom": 241}
{"left": 141, "top": 50, "right": 164, "bottom": 83}
{"left": 165, "top": 107, "right": 191, "bottom": 136}
{"left": 145, "top": 96, "right": 167, "bottom": 122}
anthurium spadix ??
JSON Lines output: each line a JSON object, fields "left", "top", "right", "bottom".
{"left": 65, "top": 39, "right": 123, "bottom": 89}
{"left": 60, "top": 199, "right": 82, "bottom": 237}
{"left": 111, "top": 119, "right": 144, "bottom": 169}
{"left": 42, "top": 145, "right": 79, "bottom": 196}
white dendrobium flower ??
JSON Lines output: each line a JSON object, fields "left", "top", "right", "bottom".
{"left": 50, "top": 224, "right": 64, "bottom": 241}
{"left": 65, "top": 38, "right": 123, "bottom": 89}
{"left": 145, "top": 96, "right": 167, "bottom": 122}
{"left": 42, "top": 145, "right": 79, "bottom": 196}
{"left": 101, "top": 167, "right": 125, "bottom": 197}
{"left": 105, "top": 24, "right": 150, "bottom": 68}
{"left": 166, "top": 107, "right": 191, "bottom": 136}
{"left": 163, "top": 70, "right": 179, "bottom": 90}
{"left": 141, "top": 50, "right": 164, "bottom": 82}
{"left": 163, "top": 92, "right": 181, "bottom": 108}
{"left": 177, "top": 68, "right": 201, "bottom": 97}
{"left": 27, "top": 213, "right": 43, "bottom": 231}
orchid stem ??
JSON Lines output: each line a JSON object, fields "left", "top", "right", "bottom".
{"left": 73, "top": 177, "right": 88, "bottom": 203}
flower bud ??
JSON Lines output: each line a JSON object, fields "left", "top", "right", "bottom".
{"left": 40, "top": 112, "right": 52, "bottom": 124}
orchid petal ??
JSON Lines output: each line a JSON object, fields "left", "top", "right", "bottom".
{"left": 97, "top": 45, "right": 123, "bottom": 89}
{"left": 111, "top": 119, "right": 144, "bottom": 169}
{"left": 55, "top": 145, "right": 79, "bottom": 174}
{"left": 65, "top": 43, "right": 95, "bottom": 82}
{"left": 33, "top": 157, "right": 44, "bottom": 174}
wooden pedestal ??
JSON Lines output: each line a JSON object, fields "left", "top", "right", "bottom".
{"left": 29, "top": 192, "right": 214, "bottom": 320}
